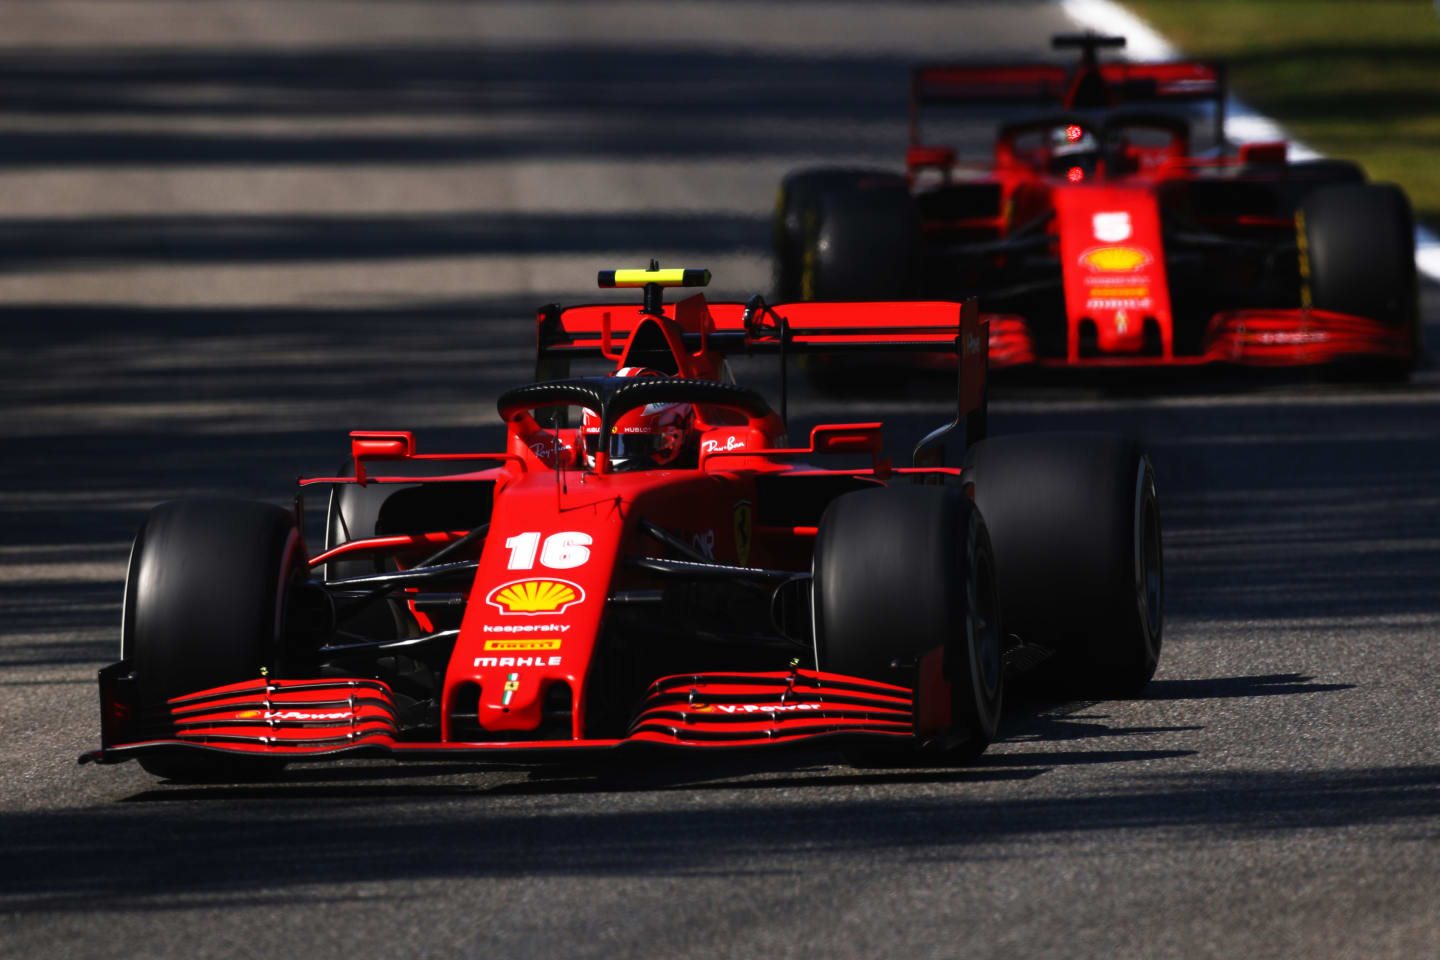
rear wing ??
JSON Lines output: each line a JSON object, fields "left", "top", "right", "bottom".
{"left": 910, "top": 60, "right": 1226, "bottom": 146}
{"left": 536, "top": 297, "right": 972, "bottom": 359}
{"left": 534, "top": 295, "right": 988, "bottom": 467}
{"left": 911, "top": 64, "right": 1070, "bottom": 109}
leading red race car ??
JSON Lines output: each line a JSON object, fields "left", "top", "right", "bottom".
{"left": 86, "top": 268, "right": 1163, "bottom": 781}
{"left": 774, "top": 33, "right": 1419, "bottom": 375}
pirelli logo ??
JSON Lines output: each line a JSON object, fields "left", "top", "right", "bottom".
{"left": 483, "top": 638, "right": 563, "bottom": 652}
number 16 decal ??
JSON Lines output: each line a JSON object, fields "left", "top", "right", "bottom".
{"left": 504, "top": 531, "right": 593, "bottom": 570}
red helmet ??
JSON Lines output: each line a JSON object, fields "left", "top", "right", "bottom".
{"left": 582, "top": 367, "right": 696, "bottom": 470}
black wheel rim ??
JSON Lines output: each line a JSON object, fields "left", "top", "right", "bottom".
{"left": 1136, "top": 467, "right": 1163, "bottom": 646}
{"left": 974, "top": 551, "right": 1002, "bottom": 699}
{"left": 1143, "top": 499, "right": 1162, "bottom": 631}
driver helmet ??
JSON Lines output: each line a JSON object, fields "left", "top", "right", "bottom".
{"left": 581, "top": 367, "right": 696, "bottom": 470}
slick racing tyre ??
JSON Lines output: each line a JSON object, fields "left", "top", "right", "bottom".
{"left": 1299, "top": 182, "right": 1419, "bottom": 374}
{"left": 963, "top": 433, "right": 1163, "bottom": 697}
{"left": 122, "top": 499, "right": 303, "bottom": 781}
{"left": 814, "top": 485, "right": 1003, "bottom": 759}
{"left": 773, "top": 168, "right": 881, "bottom": 301}
{"left": 773, "top": 168, "right": 913, "bottom": 302}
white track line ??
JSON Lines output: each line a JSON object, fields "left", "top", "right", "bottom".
{"left": 1061, "top": 0, "right": 1440, "bottom": 283}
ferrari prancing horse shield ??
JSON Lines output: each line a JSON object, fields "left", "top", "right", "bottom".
{"left": 733, "top": 500, "right": 753, "bottom": 567}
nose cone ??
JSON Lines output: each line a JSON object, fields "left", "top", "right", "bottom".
{"left": 478, "top": 667, "right": 548, "bottom": 732}
{"left": 1095, "top": 308, "right": 1147, "bottom": 353}
{"left": 1056, "top": 186, "right": 1173, "bottom": 360}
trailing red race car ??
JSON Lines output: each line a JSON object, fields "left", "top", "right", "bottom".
{"left": 86, "top": 268, "right": 1163, "bottom": 781}
{"left": 774, "top": 33, "right": 1419, "bottom": 375}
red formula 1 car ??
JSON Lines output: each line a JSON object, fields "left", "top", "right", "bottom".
{"left": 774, "top": 33, "right": 1419, "bottom": 375}
{"left": 86, "top": 268, "right": 1163, "bottom": 781}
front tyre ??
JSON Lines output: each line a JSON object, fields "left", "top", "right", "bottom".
{"left": 774, "top": 168, "right": 896, "bottom": 301}
{"left": 773, "top": 168, "right": 914, "bottom": 302}
{"left": 1300, "top": 182, "right": 1419, "bottom": 377}
{"left": 814, "top": 485, "right": 1002, "bottom": 759}
{"left": 122, "top": 498, "right": 303, "bottom": 780}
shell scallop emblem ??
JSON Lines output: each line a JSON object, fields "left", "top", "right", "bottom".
{"left": 485, "top": 578, "right": 586, "bottom": 615}
{"left": 1079, "top": 245, "right": 1151, "bottom": 273}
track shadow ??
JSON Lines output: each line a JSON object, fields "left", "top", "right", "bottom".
{"left": 0, "top": 44, "right": 904, "bottom": 120}
{"left": 0, "top": 212, "right": 768, "bottom": 270}
{"left": 0, "top": 43, "right": 922, "bottom": 167}
{"left": 4, "top": 764, "right": 1436, "bottom": 911}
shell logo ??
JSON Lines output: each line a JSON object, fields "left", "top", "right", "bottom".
{"left": 1079, "top": 245, "right": 1151, "bottom": 272}
{"left": 485, "top": 578, "right": 585, "bottom": 616}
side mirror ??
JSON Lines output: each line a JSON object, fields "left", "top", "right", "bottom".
{"left": 350, "top": 431, "right": 414, "bottom": 484}
{"left": 809, "top": 423, "right": 883, "bottom": 455}
{"left": 350, "top": 430, "right": 414, "bottom": 461}
{"left": 1238, "top": 141, "right": 1287, "bottom": 165}
{"left": 906, "top": 145, "right": 957, "bottom": 173}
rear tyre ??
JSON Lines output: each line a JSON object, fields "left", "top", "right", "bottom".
{"left": 1300, "top": 183, "right": 1419, "bottom": 376}
{"left": 814, "top": 485, "right": 1003, "bottom": 761}
{"left": 122, "top": 499, "right": 303, "bottom": 781}
{"left": 963, "top": 434, "right": 1162, "bottom": 697}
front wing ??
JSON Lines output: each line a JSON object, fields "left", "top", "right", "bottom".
{"left": 82, "top": 666, "right": 947, "bottom": 766}
{"left": 987, "top": 308, "right": 1414, "bottom": 369}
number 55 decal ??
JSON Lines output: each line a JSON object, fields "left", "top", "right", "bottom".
{"left": 504, "top": 531, "right": 593, "bottom": 570}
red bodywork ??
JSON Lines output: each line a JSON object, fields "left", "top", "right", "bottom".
{"left": 896, "top": 49, "right": 1413, "bottom": 369}
{"left": 88, "top": 294, "right": 986, "bottom": 766}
